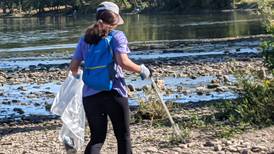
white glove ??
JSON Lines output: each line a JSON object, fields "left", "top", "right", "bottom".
{"left": 140, "top": 64, "right": 150, "bottom": 80}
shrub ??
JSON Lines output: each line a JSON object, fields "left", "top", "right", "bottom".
{"left": 261, "top": 41, "right": 274, "bottom": 70}
{"left": 258, "top": 0, "right": 273, "bottom": 33}
{"left": 136, "top": 99, "right": 168, "bottom": 121}
{"left": 213, "top": 75, "right": 274, "bottom": 127}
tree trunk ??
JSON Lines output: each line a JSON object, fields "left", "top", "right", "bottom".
{"left": 19, "top": 0, "right": 22, "bottom": 13}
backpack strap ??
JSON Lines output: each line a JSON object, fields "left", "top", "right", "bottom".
{"left": 107, "top": 30, "right": 119, "bottom": 58}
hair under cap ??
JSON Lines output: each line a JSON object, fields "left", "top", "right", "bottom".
{"left": 96, "top": 1, "right": 124, "bottom": 25}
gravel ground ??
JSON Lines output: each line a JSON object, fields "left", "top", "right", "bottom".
{"left": 0, "top": 119, "right": 274, "bottom": 154}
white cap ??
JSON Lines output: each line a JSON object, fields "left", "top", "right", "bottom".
{"left": 96, "top": 1, "right": 124, "bottom": 25}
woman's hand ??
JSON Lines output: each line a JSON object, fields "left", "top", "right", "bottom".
{"left": 140, "top": 64, "right": 150, "bottom": 80}
{"left": 70, "top": 59, "right": 82, "bottom": 77}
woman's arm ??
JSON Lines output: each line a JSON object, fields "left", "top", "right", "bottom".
{"left": 115, "top": 53, "right": 150, "bottom": 79}
{"left": 112, "top": 31, "right": 150, "bottom": 79}
{"left": 70, "top": 59, "right": 82, "bottom": 76}
{"left": 115, "top": 53, "right": 141, "bottom": 73}
{"left": 70, "top": 37, "right": 86, "bottom": 76}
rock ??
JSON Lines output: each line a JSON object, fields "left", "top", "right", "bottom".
{"left": 165, "top": 88, "right": 173, "bottom": 95}
{"left": 17, "top": 86, "right": 27, "bottom": 91}
{"left": 179, "top": 144, "right": 188, "bottom": 149}
{"left": 228, "top": 146, "right": 238, "bottom": 152}
{"left": 172, "top": 147, "right": 183, "bottom": 152}
{"left": 45, "top": 102, "right": 52, "bottom": 111}
{"left": 241, "top": 149, "right": 249, "bottom": 154}
{"left": 204, "top": 141, "right": 215, "bottom": 147}
{"left": 22, "top": 151, "right": 28, "bottom": 154}
{"left": 34, "top": 103, "right": 40, "bottom": 107}
{"left": 178, "top": 73, "right": 187, "bottom": 78}
{"left": 0, "top": 72, "right": 7, "bottom": 78}
{"left": 27, "top": 94, "right": 37, "bottom": 98}
{"left": 155, "top": 79, "right": 165, "bottom": 90}
{"left": 267, "top": 150, "right": 274, "bottom": 154}
{"left": 190, "top": 75, "right": 197, "bottom": 79}
{"left": 224, "top": 50, "right": 230, "bottom": 54}
{"left": 251, "top": 146, "right": 266, "bottom": 152}
{"left": 187, "top": 142, "right": 195, "bottom": 148}
{"left": 1, "top": 142, "right": 12, "bottom": 145}
{"left": 29, "top": 65, "right": 36, "bottom": 70}
{"left": 135, "top": 87, "right": 142, "bottom": 91}
{"left": 196, "top": 86, "right": 207, "bottom": 95}
{"left": 127, "top": 84, "right": 135, "bottom": 92}
{"left": 215, "top": 86, "right": 228, "bottom": 92}
{"left": 2, "top": 101, "right": 11, "bottom": 105}
{"left": 146, "top": 146, "right": 158, "bottom": 152}
{"left": 20, "top": 102, "right": 28, "bottom": 106}
{"left": 177, "top": 86, "right": 190, "bottom": 94}
{"left": 207, "top": 84, "right": 220, "bottom": 89}
{"left": 11, "top": 100, "right": 19, "bottom": 103}
{"left": 223, "top": 75, "right": 230, "bottom": 83}
{"left": 142, "top": 85, "right": 151, "bottom": 91}
{"left": 211, "top": 79, "right": 221, "bottom": 84}
{"left": 257, "top": 68, "right": 267, "bottom": 79}
{"left": 13, "top": 108, "right": 24, "bottom": 114}
{"left": 241, "top": 142, "right": 251, "bottom": 149}
{"left": 0, "top": 76, "right": 6, "bottom": 82}
{"left": 44, "top": 91, "right": 53, "bottom": 95}
{"left": 223, "top": 140, "right": 232, "bottom": 146}
{"left": 214, "top": 144, "right": 222, "bottom": 151}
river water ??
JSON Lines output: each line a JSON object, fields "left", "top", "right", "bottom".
{"left": 0, "top": 11, "right": 266, "bottom": 120}
{"left": 0, "top": 11, "right": 265, "bottom": 53}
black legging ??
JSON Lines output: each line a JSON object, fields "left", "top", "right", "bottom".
{"left": 83, "top": 90, "right": 132, "bottom": 154}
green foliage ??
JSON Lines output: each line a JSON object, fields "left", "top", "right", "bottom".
{"left": 179, "top": 113, "right": 206, "bottom": 128}
{"left": 0, "top": 0, "right": 235, "bottom": 15}
{"left": 0, "top": 0, "right": 105, "bottom": 14}
{"left": 258, "top": 0, "right": 274, "bottom": 73}
{"left": 261, "top": 41, "right": 274, "bottom": 70}
{"left": 135, "top": 99, "right": 169, "bottom": 123}
{"left": 213, "top": 77, "right": 274, "bottom": 127}
{"left": 258, "top": 0, "right": 273, "bottom": 33}
{"left": 214, "top": 125, "right": 244, "bottom": 138}
{"left": 139, "top": 0, "right": 233, "bottom": 11}
{"left": 168, "top": 127, "right": 190, "bottom": 144}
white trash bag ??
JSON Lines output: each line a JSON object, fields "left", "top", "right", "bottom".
{"left": 51, "top": 71, "right": 84, "bottom": 115}
{"left": 51, "top": 71, "right": 85, "bottom": 151}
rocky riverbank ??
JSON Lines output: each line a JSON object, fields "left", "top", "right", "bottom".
{"left": 0, "top": 36, "right": 273, "bottom": 153}
{"left": 0, "top": 51, "right": 269, "bottom": 121}
{"left": 1, "top": 113, "right": 274, "bottom": 154}
{"left": 1, "top": 54, "right": 273, "bottom": 154}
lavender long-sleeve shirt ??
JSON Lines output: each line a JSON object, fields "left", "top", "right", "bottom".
{"left": 72, "top": 30, "right": 130, "bottom": 98}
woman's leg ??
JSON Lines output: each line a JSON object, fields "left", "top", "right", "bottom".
{"left": 83, "top": 94, "right": 108, "bottom": 154}
{"left": 105, "top": 91, "right": 132, "bottom": 154}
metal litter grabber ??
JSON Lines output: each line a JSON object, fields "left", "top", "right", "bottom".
{"left": 150, "top": 77, "right": 183, "bottom": 140}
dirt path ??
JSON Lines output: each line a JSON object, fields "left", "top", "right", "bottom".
{"left": 0, "top": 119, "right": 273, "bottom": 154}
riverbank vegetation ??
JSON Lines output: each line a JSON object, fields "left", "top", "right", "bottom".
{"left": 0, "top": 0, "right": 271, "bottom": 16}
{"left": 133, "top": 0, "right": 274, "bottom": 142}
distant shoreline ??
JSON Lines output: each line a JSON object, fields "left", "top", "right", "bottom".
{"left": 0, "top": 8, "right": 259, "bottom": 18}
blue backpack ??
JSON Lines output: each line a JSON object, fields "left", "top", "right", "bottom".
{"left": 83, "top": 31, "right": 117, "bottom": 91}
